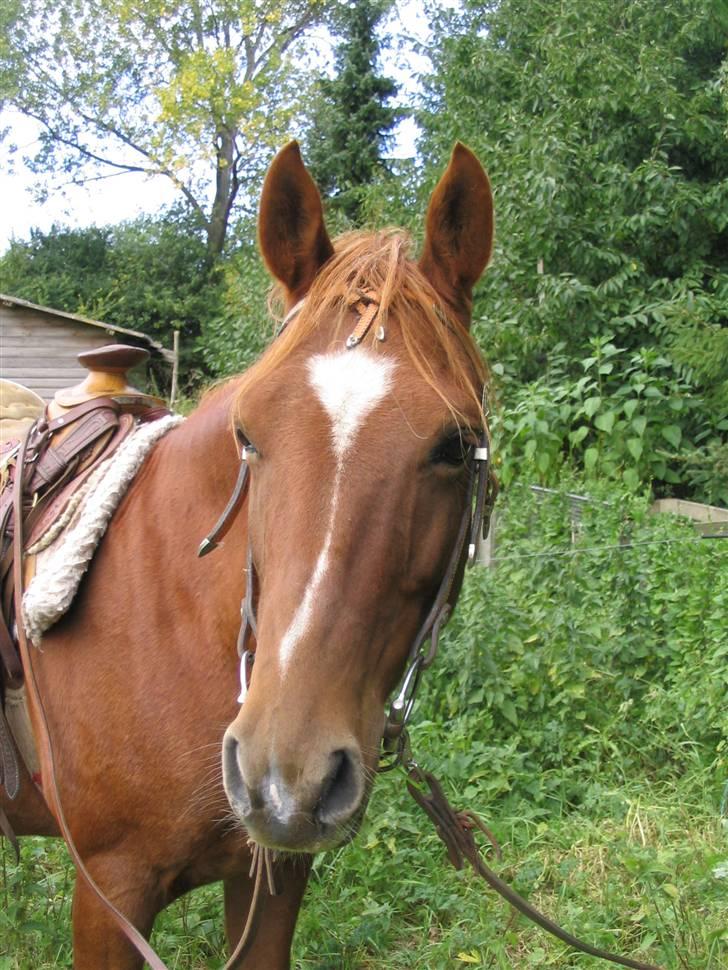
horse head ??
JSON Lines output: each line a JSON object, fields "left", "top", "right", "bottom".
{"left": 222, "top": 141, "right": 493, "bottom": 853}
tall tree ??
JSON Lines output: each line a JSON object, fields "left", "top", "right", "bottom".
{"left": 306, "top": 0, "right": 398, "bottom": 224}
{"left": 419, "top": 0, "right": 728, "bottom": 500}
{"left": 0, "top": 0, "right": 332, "bottom": 261}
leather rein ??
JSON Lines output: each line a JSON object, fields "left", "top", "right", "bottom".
{"left": 6, "top": 402, "right": 260, "bottom": 970}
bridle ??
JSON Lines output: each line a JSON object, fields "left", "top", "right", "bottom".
{"left": 200, "top": 423, "right": 495, "bottom": 762}
{"left": 197, "top": 296, "right": 498, "bottom": 769}
{"left": 379, "top": 429, "right": 495, "bottom": 768}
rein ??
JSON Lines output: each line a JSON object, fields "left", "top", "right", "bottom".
{"left": 11, "top": 427, "right": 171, "bottom": 970}
{"left": 406, "top": 765, "right": 662, "bottom": 970}
{"left": 7, "top": 413, "right": 274, "bottom": 970}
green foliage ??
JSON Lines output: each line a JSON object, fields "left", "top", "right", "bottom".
{"left": 0, "top": 211, "right": 219, "bottom": 379}
{"left": 425, "top": 480, "right": 728, "bottom": 799}
{"left": 305, "top": 0, "right": 399, "bottom": 225}
{"left": 0, "top": 225, "right": 113, "bottom": 313}
{"left": 419, "top": 0, "right": 728, "bottom": 499}
{"left": 492, "top": 335, "right": 728, "bottom": 503}
{"left": 199, "top": 236, "right": 274, "bottom": 378}
{"left": 0, "top": 0, "right": 333, "bottom": 257}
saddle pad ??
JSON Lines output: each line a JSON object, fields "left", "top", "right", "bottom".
{"left": 22, "top": 414, "right": 183, "bottom": 643}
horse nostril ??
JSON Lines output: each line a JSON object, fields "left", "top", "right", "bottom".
{"left": 222, "top": 730, "right": 254, "bottom": 815}
{"left": 315, "top": 748, "right": 362, "bottom": 826}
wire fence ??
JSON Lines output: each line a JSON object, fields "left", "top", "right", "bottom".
{"left": 490, "top": 532, "right": 725, "bottom": 565}
{"left": 477, "top": 483, "right": 728, "bottom": 566}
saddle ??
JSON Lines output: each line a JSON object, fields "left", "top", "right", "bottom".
{"left": 0, "top": 345, "right": 169, "bottom": 804}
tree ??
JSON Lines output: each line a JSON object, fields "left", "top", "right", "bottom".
{"left": 0, "top": 0, "right": 332, "bottom": 261}
{"left": 305, "top": 0, "right": 398, "bottom": 224}
{"left": 0, "top": 210, "right": 218, "bottom": 375}
{"left": 418, "top": 0, "right": 728, "bottom": 501}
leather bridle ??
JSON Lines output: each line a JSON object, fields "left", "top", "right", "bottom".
{"left": 197, "top": 301, "right": 498, "bottom": 766}
{"left": 200, "top": 429, "right": 495, "bottom": 754}
{"left": 379, "top": 431, "right": 495, "bottom": 768}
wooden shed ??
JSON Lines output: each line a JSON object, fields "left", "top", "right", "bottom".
{"left": 0, "top": 294, "right": 172, "bottom": 401}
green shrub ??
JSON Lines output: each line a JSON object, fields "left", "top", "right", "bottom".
{"left": 421, "top": 476, "right": 727, "bottom": 808}
{"left": 492, "top": 337, "right": 727, "bottom": 502}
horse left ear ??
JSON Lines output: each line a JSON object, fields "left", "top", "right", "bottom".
{"left": 258, "top": 141, "right": 334, "bottom": 302}
{"left": 418, "top": 143, "right": 494, "bottom": 328}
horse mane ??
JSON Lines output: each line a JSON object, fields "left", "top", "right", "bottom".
{"left": 233, "top": 229, "right": 488, "bottom": 429}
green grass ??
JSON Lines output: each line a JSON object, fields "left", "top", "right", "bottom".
{"left": 3, "top": 770, "right": 727, "bottom": 968}
{"left": 2, "top": 478, "right": 727, "bottom": 968}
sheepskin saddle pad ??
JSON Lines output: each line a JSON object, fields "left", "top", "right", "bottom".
{"left": 21, "top": 412, "right": 183, "bottom": 644}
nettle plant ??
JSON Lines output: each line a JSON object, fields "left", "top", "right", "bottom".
{"left": 494, "top": 335, "right": 700, "bottom": 493}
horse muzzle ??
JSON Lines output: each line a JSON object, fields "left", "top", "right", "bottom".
{"left": 222, "top": 728, "right": 366, "bottom": 852}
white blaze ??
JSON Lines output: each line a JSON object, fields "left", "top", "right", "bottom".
{"left": 307, "top": 351, "right": 395, "bottom": 464}
{"left": 277, "top": 350, "right": 395, "bottom": 673}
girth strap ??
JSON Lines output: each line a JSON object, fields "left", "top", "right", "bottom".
{"left": 0, "top": 704, "right": 19, "bottom": 801}
{"left": 0, "top": 799, "right": 19, "bottom": 858}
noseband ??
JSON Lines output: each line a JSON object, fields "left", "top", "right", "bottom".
{"left": 197, "top": 297, "right": 497, "bottom": 767}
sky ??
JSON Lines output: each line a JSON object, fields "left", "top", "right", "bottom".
{"left": 0, "top": 2, "right": 436, "bottom": 254}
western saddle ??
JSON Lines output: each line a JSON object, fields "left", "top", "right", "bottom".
{"left": 0, "top": 345, "right": 169, "bottom": 815}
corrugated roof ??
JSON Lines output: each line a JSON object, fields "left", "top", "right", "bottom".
{"left": 0, "top": 293, "right": 173, "bottom": 362}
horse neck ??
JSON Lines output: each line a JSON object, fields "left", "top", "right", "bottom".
{"left": 148, "top": 380, "right": 248, "bottom": 611}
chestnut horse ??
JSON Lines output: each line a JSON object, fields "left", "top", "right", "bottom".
{"left": 1, "top": 141, "right": 493, "bottom": 968}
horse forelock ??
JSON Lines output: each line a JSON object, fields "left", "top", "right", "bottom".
{"left": 233, "top": 230, "right": 489, "bottom": 431}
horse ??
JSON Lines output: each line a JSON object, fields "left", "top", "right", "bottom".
{"left": 1, "top": 139, "right": 494, "bottom": 968}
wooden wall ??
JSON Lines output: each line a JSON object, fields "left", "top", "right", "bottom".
{"left": 1, "top": 301, "right": 146, "bottom": 401}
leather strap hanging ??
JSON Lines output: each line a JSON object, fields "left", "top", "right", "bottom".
{"left": 8, "top": 426, "right": 275, "bottom": 970}
{"left": 407, "top": 767, "right": 664, "bottom": 970}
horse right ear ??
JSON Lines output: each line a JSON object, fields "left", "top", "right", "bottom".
{"left": 258, "top": 141, "right": 334, "bottom": 302}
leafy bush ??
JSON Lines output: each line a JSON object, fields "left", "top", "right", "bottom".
{"left": 491, "top": 336, "right": 728, "bottom": 503}
{"left": 421, "top": 476, "right": 728, "bottom": 808}
{"left": 198, "top": 242, "right": 273, "bottom": 378}
{"left": 420, "top": 0, "right": 728, "bottom": 501}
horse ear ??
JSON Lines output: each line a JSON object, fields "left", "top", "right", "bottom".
{"left": 418, "top": 143, "right": 494, "bottom": 327}
{"left": 258, "top": 141, "right": 334, "bottom": 301}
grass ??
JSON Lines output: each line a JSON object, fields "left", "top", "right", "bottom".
{"left": 293, "top": 765, "right": 728, "bottom": 969}
{"left": 2, "top": 479, "right": 727, "bottom": 968}
{"left": 2, "top": 765, "right": 727, "bottom": 968}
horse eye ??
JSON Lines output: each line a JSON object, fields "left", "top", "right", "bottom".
{"left": 431, "top": 432, "right": 474, "bottom": 467}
